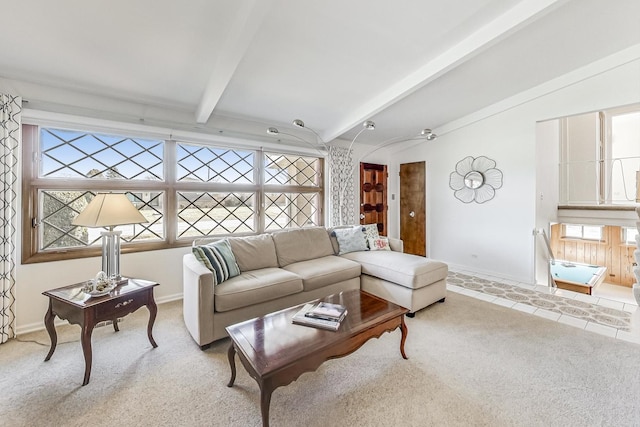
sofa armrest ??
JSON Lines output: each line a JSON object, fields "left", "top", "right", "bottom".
{"left": 388, "top": 237, "right": 404, "bottom": 253}
{"left": 183, "top": 253, "right": 215, "bottom": 347}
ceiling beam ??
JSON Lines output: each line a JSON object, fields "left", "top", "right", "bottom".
{"left": 321, "top": 0, "right": 566, "bottom": 142}
{"left": 195, "top": 0, "right": 272, "bottom": 124}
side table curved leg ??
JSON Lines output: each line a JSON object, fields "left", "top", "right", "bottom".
{"left": 81, "top": 322, "right": 96, "bottom": 386}
{"left": 44, "top": 301, "right": 57, "bottom": 361}
{"left": 146, "top": 297, "right": 158, "bottom": 348}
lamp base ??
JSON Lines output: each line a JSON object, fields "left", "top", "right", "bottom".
{"left": 100, "top": 230, "right": 122, "bottom": 281}
{"left": 114, "top": 276, "right": 129, "bottom": 286}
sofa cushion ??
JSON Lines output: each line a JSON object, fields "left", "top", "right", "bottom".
{"left": 227, "top": 234, "right": 279, "bottom": 272}
{"left": 214, "top": 268, "right": 303, "bottom": 312}
{"left": 282, "top": 255, "right": 361, "bottom": 291}
{"left": 333, "top": 225, "right": 368, "bottom": 255}
{"left": 271, "top": 227, "right": 334, "bottom": 267}
{"left": 192, "top": 239, "right": 240, "bottom": 284}
{"left": 341, "top": 251, "right": 448, "bottom": 289}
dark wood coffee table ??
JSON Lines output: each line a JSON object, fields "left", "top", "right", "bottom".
{"left": 43, "top": 278, "right": 159, "bottom": 385}
{"left": 226, "top": 290, "right": 408, "bottom": 427}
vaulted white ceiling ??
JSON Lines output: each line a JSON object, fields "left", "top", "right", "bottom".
{"left": 1, "top": 0, "right": 639, "bottom": 146}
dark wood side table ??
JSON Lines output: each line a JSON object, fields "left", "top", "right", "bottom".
{"left": 42, "top": 278, "right": 159, "bottom": 385}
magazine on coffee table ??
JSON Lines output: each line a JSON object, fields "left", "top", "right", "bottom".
{"left": 292, "top": 304, "right": 346, "bottom": 331}
{"left": 305, "top": 301, "right": 347, "bottom": 322}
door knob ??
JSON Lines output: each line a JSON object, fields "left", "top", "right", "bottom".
{"left": 409, "top": 211, "right": 415, "bottom": 218}
{"left": 359, "top": 213, "right": 365, "bottom": 220}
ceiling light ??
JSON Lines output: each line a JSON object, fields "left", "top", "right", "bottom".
{"left": 267, "top": 127, "right": 279, "bottom": 135}
{"left": 420, "top": 129, "right": 437, "bottom": 140}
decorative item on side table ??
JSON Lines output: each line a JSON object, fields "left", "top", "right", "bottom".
{"left": 72, "top": 193, "right": 148, "bottom": 284}
{"left": 83, "top": 271, "right": 116, "bottom": 297}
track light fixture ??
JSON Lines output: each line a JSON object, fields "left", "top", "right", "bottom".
{"left": 420, "top": 129, "right": 437, "bottom": 140}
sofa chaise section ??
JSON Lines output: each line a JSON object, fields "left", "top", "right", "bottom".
{"left": 341, "top": 250, "right": 447, "bottom": 316}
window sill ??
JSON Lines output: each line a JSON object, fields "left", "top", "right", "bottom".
{"left": 557, "top": 205, "right": 639, "bottom": 227}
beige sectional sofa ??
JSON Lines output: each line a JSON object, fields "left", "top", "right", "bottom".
{"left": 183, "top": 226, "right": 447, "bottom": 349}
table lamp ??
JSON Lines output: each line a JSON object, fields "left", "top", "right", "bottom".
{"left": 72, "top": 193, "right": 148, "bottom": 283}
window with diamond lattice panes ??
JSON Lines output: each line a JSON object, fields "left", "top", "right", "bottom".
{"left": 263, "top": 152, "right": 323, "bottom": 230}
{"left": 23, "top": 124, "right": 324, "bottom": 263}
{"left": 177, "top": 192, "right": 256, "bottom": 238}
{"left": 264, "top": 153, "right": 321, "bottom": 187}
{"left": 177, "top": 143, "right": 254, "bottom": 184}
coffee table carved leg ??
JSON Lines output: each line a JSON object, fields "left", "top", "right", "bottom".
{"left": 147, "top": 297, "right": 158, "bottom": 348}
{"left": 113, "top": 319, "right": 120, "bottom": 332}
{"left": 44, "top": 300, "right": 57, "bottom": 361}
{"left": 259, "top": 384, "right": 273, "bottom": 427}
{"left": 227, "top": 344, "right": 236, "bottom": 387}
{"left": 399, "top": 316, "right": 408, "bottom": 360}
{"left": 81, "top": 322, "right": 96, "bottom": 386}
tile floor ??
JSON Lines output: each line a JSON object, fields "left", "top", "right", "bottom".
{"left": 447, "top": 268, "right": 640, "bottom": 345}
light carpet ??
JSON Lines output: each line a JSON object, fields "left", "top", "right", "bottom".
{"left": 1, "top": 292, "right": 639, "bottom": 426}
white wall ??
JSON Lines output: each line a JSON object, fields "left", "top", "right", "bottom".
{"left": 386, "top": 46, "right": 640, "bottom": 284}
{"left": 535, "top": 119, "right": 560, "bottom": 286}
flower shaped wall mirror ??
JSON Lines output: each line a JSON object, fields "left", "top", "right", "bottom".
{"left": 449, "top": 156, "right": 503, "bottom": 203}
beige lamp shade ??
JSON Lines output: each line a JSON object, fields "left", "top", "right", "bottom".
{"left": 72, "top": 193, "right": 147, "bottom": 228}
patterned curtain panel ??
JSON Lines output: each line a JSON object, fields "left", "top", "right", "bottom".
{"left": 329, "top": 146, "right": 355, "bottom": 227}
{"left": 0, "top": 94, "right": 20, "bottom": 344}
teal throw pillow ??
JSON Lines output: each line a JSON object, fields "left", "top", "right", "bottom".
{"left": 192, "top": 239, "right": 240, "bottom": 285}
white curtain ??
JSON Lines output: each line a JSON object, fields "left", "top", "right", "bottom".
{"left": 0, "top": 94, "right": 20, "bottom": 344}
{"left": 329, "top": 146, "right": 355, "bottom": 227}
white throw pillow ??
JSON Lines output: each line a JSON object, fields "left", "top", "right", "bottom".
{"left": 368, "top": 237, "right": 391, "bottom": 251}
{"left": 363, "top": 224, "right": 379, "bottom": 242}
{"left": 333, "top": 226, "right": 368, "bottom": 255}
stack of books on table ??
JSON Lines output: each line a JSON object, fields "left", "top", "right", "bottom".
{"left": 292, "top": 301, "right": 348, "bottom": 331}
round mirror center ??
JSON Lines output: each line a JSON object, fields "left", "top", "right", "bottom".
{"left": 464, "top": 171, "right": 484, "bottom": 189}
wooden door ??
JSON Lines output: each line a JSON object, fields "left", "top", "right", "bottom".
{"left": 359, "top": 163, "right": 387, "bottom": 235}
{"left": 400, "top": 162, "right": 426, "bottom": 256}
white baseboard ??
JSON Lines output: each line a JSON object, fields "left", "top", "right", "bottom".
{"left": 447, "top": 263, "right": 535, "bottom": 286}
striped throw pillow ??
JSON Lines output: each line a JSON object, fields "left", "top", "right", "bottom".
{"left": 192, "top": 239, "right": 240, "bottom": 285}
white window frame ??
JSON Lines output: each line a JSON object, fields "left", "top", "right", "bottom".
{"left": 561, "top": 224, "right": 603, "bottom": 241}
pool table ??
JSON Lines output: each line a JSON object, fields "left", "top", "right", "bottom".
{"left": 550, "top": 261, "right": 607, "bottom": 295}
